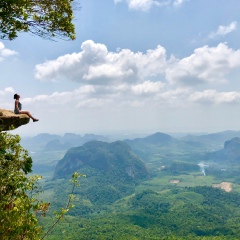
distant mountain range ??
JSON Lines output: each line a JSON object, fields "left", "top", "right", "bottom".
{"left": 53, "top": 131, "right": 240, "bottom": 185}
{"left": 21, "top": 130, "right": 240, "bottom": 153}
{"left": 21, "top": 133, "right": 109, "bottom": 151}
{"left": 181, "top": 130, "right": 240, "bottom": 148}
{"left": 123, "top": 131, "right": 240, "bottom": 161}
{"left": 43, "top": 131, "right": 240, "bottom": 209}
{"left": 22, "top": 130, "right": 240, "bottom": 166}
{"left": 124, "top": 132, "right": 208, "bottom": 161}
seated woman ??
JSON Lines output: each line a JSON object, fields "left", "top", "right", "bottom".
{"left": 14, "top": 94, "right": 39, "bottom": 122}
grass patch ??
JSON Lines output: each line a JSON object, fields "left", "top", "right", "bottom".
{"left": 136, "top": 172, "right": 218, "bottom": 193}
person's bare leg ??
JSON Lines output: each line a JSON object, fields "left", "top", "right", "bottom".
{"left": 20, "top": 111, "right": 39, "bottom": 122}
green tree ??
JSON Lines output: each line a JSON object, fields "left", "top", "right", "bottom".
{"left": 0, "top": 132, "right": 43, "bottom": 239}
{"left": 0, "top": 0, "right": 76, "bottom": 40}
{"left": 0, "top": 131, "right": 83, "bottom": 239}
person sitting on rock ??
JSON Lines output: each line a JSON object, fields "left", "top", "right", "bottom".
{"left": 14, "top": 94, "right": 39, "bottom": 122}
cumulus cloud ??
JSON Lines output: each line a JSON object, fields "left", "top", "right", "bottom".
{"left": 113, "top": 0, "right": 187, "bottom": 11}
{"left": 0, "top": 42, "right": 18, "bottom": 61}
{"left": 166, "top": 43, "right": 240, "bottom": 85}
{"left": 209, "top": 21, "right": 237, "bottom": 39}
{"left": 35, "top": 40, "right": 167, "bottom": 84}
{"left": 36, "top": 41, "right": 240, "bottom": 89}
{"left": 189, "top": 90, "right": 240, "bottom": 104}
{"left": 22, "top": 85, "right": 96, "bottom": 106}
{"left": 21, "top": 89, "right": 114, "bottom": 110}
{"left": 21, "top": 81, "right": 191, "bottom": 111}
{"left": 0, "top": 87, "right": 15, "bottom": 109}
{"left": 0, "top": 87, "right": 15, "bottom": 95}
{"left": 4, "top": 87, "right": 15, "bottom": 94}
{"left": 132, "top": 80, "right": 165, "bottom": 95}
{"left": 20, "top": 83, "right": 240, "bottom": 112}
{"left": 33, "top": 40, "right": 240, "bottom": 111}
{"left": 152, "top": 87, "right": 191, "bottom": 107}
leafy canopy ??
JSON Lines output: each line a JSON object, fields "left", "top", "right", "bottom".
{"left": 0, "top": 132, "right": 43, "bottom": 239}
{"left": 0, "top": 131, "right": 83, "bottom": 239}
{"left": 0, "top": 0, "right": 76, "bottom": 40}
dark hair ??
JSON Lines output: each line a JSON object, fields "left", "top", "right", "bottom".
{"left": 14, "top": 94, "right": 19, "bottom": 99}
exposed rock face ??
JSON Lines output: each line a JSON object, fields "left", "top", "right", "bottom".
{"left": 0, "top": 109, "right": 30, "bottom": 131}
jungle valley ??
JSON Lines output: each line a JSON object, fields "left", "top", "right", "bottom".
{"left": 22, "top": 130, "right": 240, "bottom": 240}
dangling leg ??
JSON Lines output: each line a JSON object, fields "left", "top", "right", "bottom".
{"left": 19, "top": 111, "right": 39, "bottom": 122}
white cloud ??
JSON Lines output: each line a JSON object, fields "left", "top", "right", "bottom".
{"left": 76, "top": 98, "right": 109, "bottom": 108}
{"left": 35, "top": 40, "right": 240, "bottom": 91}
{"left": 113, "top": 0, "right": 187, "bottom": 11}
{"left": 21, "top": 82, "right": 191, "bottom": 111}
{"left": 0, "top": 42, "right": 18, "bottom": 61}
{"left": 33, "top": 41, "right": 240, "bottom": 112}
{"left": 189, "top": 90, "right": 240, "bottom": 104}
{"left": 36, "top": 41, "right": 240, "bottom": 89}
{"left": 113, "top": 0, "right": 164, "bottom": 11}
{"left": 35, "top": 40, "right": 167, "bottom": 85}
{"left": 22, "top": 85, "right": 96, "bottom": 106}
{"left": 19, "top": 83, "right": 240, "bottom": 114}
{"left": 0, "top": 87, "right": 15, "bottom": 96}
{"left": 165, "top": 43, "right": 240, "bottom": 85}
{"left": 209, "top": 21, "right": 237, "bottom": 39}
{"left": 4, "top": 87, "right": 15, "bottom": 94}
{"left": 173, "top": 0, "right": 186, "bottom": 7}
{"left": 0, "top": 87, "right": 15, "bottom": 109}
{"left": 153, "top": 87, "right": 191, "bottom": 107}
{"left": 132, "top": 80, "right": 165, "bottom": 95}
{"left": 127, "top": 0, "right": 168, "bottom": 11}
{"left": 21, "top": 88, "right": 114, "bottom": 110}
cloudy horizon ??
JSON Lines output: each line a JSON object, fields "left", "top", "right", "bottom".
{"left": 1, "top": 0, "right": 240, "bottom": 136}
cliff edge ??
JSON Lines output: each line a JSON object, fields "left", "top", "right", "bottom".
{"left": 0, "top": 109, "right": 30, "bottom": 131}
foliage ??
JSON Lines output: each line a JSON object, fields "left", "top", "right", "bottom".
{"left": 41, "top": 186, "right": 240, "bottom": 239}
{"left": 165, "top": 161, "right": 200, "bottom": 175}
{"left": 0, "top": 0, "right": 76, "bottom": 40}
{"left": 41, "top": 172, "right": 85, "bottom": 239}
{"left": 0, "top": 132, "right": 82, "bottom": 239}
{"left": 0, "top": 132, "right": 44, "bottom": 239}
{"left": 54, "top": 140, "right": 148, "bottom": 180}
{"left": 23, "top": 131, "right": 240, "bottom": 239}
{"left": 52, "top": 141, "right": 149, "bottom": 209}
{"left": 48, "top": 169, "right": 137, "bottom": 215}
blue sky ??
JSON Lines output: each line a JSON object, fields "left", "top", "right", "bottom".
{"left": 1, "top": 0, "right": 240, "bottom": 136}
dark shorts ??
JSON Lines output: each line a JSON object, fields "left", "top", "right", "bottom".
{"left": 14, "top": 109, "right": 20, "bottom": 114}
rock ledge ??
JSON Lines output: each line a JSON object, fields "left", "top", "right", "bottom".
{"left": 0, "top": 109, "right": 30, "bottom": 131}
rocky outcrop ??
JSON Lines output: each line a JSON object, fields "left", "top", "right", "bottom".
{"left": 0, "top": 109, "right": 30, "bottom": 131}
{"left": 206, "top": 137, "right": 240, "bottom": 163}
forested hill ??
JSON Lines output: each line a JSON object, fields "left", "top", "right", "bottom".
{"left": 125, "top": 132, "right": 175, "bottom": 145}
{"left": 206, "top": 137, "right": 240, "bottom": 163}
{"left": 54, "top": 140, "right": 149, "bottom": 181}
{"left": 182, "top": 130, "right": 240, "bottom": 146}
{"left": 124, "top": 132, "right": 207, "bottom": 161}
